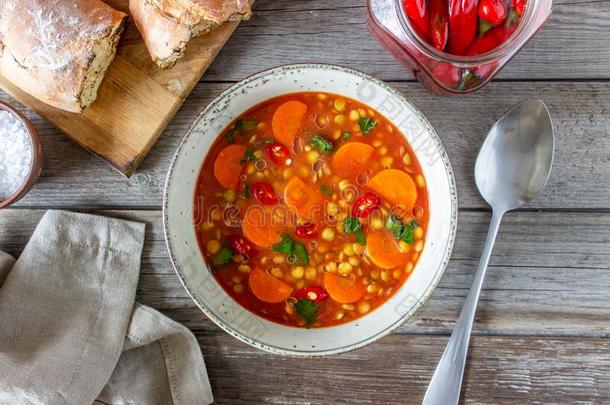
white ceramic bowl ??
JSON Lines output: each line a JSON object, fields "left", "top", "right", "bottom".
{"left": 163, "top": 64, "right": 457, "bottom": 356}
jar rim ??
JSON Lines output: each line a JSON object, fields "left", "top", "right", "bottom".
{"left": 395, "top": 0, "right": 537, "bottom": 65}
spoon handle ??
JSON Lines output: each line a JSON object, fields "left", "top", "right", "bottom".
{"left": 422, "top": 210, "right": 504, "bottom": 405}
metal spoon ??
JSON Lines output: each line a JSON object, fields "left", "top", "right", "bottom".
{"left": 422, "top": 99, "right": 555, "bottom": 405}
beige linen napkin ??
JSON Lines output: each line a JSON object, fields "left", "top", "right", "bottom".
{"left": 0, "top": 210, "right": 213, "bottom": 405}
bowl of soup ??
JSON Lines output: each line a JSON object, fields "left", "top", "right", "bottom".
{"left": 163, "top": 64, "right": 457, "bottom": 355}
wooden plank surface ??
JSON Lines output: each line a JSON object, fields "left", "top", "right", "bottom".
{"left": 4, "top": 80, "right": 609, "bottom": 210}
{"left": 0, "top": 0, "right": 244, "bottom": 176}
{"left": 198, "top": 333, "right": 610, "bottom": 404}
{"left": 1, "top": 0, "right": 609, "bottom": 402}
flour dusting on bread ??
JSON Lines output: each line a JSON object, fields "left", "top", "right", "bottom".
{"left": 0, "top": 0, "right": 127, "bottom": 112}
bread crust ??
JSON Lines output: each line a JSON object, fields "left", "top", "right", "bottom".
{"left": 130, "top": 0, "right": 251, "bottom": 69}
{"left": 0, "top": 0, "right": 127, "bottom": 113}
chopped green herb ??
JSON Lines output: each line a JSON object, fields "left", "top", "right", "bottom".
{"left": 342, "top": 132, "right": 351, "bottom": 140}
{"left": 320, "top": 185, "right": 333, "bottom": 197}
{"left": 264, "top": 139, "right": 275, "bottom": 144}
{"left": 237, "top": 119, "right": 258, "bottom": 131}
{"left": 355, "top": 229, "right": 366, "bottom": 245}
{"left": 386, "top": 214, "right": 402, "bottom": 236}
{"left": 400, "top": 226, "right": 414, "bottom": 244}
{"left": 343, "top": 217, "right": 361, "bottom": 233}
{"left": 272, "top": 234, "right": 293, "bottom": 254}
{"left": 212, "top": 247, "right": 233, "bottom": 266}
{"left": 293, "top": 242, "right": 309, "bottom": 266}
{"left": 386, "top": 214, "right": 415, "bottom": 244}
{"left": 308, "top": 135, "right": 334, "bottom": 153}
{"left": 343, "top": 217, "right": 366, "bottom": 245}
{"left": 295, "top": 299, "right": 318, "bottom": 324}
{"left": 243, "top": 184, "right": 251, "bottom": 199}
{"left": 240, "top": 148, "right": 257, "bottom": 164}
{"left": 273, "top": 234, "right": 309, "bottom": 265}
{"left": 226, "top": 119, "right": 258, "bottom": 143}
{"left": 358, "top": 117, "right": 377, "bottom": 134}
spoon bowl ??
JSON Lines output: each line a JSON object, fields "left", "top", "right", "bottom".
{"left": 475, "top": 99, "right": 554, "bottom": 212}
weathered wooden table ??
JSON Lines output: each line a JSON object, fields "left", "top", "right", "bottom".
{"left": 2, "top": 1, "right": 610, "bottom": 403}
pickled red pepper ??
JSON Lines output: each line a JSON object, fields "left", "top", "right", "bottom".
{"left": 448, "top": 0, "right": 479, "bottom": 54}
{"left": 429, "top": 0, "right": 449, "bottom": 51}
{"left": 403, "top": 0, "right": 528, "bottom": 56}
{"left": 466, "top": 9, "right": 520, "bottom": 55}
{"left": 404, "top": 0, "right": 430, "bottom": 40}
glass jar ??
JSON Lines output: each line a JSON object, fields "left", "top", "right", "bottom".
{"left": 367, "top": 0, "right": 552, "bottom": 94}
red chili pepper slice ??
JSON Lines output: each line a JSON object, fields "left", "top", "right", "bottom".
{"left": 293, "top": 286, "right": 329, "bottom": 303}
{"left": 514, "top": 0, "right": 527, "bottom": 16}
{"left": 478, "top": 0, "right": 507, "bottom": 26}
{"left": 447, "top": 0, "right": 478, "bottom": 55}
{"left": 352, "top": 192, "right": 381, "bottom": 218}
{"left": 229, "top": 235, "right": 259, "bottom": 259}
{"left": 429, "top": 0, "right": 449, "bottom": 51}
{"left": 252, "top": 182, "right": 279, "bottom": 205}
{"left": 265, "top": 143, "right": 291, "bottom": 165}
{"left": 295, "top": 223, "right": 318, "bottom": 240}
{"left": 403, "top": 0, "right": 430, "bottom": 40}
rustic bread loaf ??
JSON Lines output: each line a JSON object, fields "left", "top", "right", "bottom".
{"left": 0, "top": 0, "right": 127, "bottom": 113}
{"left": 130, "top": 0, "right": 251, "bottom": 69}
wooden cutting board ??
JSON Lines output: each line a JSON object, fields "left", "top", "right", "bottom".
{"left": 0, "top": 0, "right": 244, "bottom": 177}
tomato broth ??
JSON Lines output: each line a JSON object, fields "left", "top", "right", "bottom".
{"left": 194, "top": 92, "right": 429, "bottom": 328}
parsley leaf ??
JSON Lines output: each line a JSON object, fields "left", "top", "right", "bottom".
{"left": 273, "top": 234, "right": 309, "bottom": 265}
{"left": 243, "top": 184, "right": 251, "bottom": 199}
{"left": 240, "top": 148, "right": 256, "bottom": 164}
{"left": 272, "top": 234, "right": 293, "bottom": 254}
{"left": 238, "top": 119, "right": 258, "bottom": 131}
{"left": 343, "top": 217, "right": 361, "bottom": 233}
{"left": 386, "top": 214, "right": 415, "bottom": 244}
{"left": 342, "top": 132, "right": 351, "bottom": 140}
{"left": 293, "top": 242, "right": 309, "bottom": 266}
{"left": 226, "top": 119, "right": 258, "bottom": 143}
{"left": 358, "top": 117, "right": 377, "bottom": 134}
{"left": 320, "top": 185, "right": 333, "bottom": 197}
{"left": 343, "top": 217, "right": 366, "bottom": 245}
{"left": 264, "top": 139, "right": 275, "bottom": 144}
{"left": 355, "top": 229, "right": 366, "bottom": 245}
{"left": 295, "top": 299, "right": 318, "bottom": 324}
{"left": 226, "top": 131, "right": 235, "bottom": 143}
{"left": 212, "top": 247, "right": 234, "bottom": 266}
{"left": 308, "top": 135, "right": 334, "bottom": 153}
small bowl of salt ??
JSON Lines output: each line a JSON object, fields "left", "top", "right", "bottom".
{"left": 0, "top": 100, "right": 42, "bottom": 209}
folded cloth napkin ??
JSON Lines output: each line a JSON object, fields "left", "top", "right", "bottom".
{"left": 0, "top": 210, "right": 213, "bottom": 405}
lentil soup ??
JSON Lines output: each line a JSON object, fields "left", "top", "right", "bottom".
{"left": 194, "top": 92, "right": 429, "bottom": 328}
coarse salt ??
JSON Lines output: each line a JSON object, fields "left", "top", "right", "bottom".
{"left": 0, "top": 110, "right": 32, "bottom": 201}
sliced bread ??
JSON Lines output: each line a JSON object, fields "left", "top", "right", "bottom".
{"left": 130, "top": 0, "right": 251, "bottom": 69}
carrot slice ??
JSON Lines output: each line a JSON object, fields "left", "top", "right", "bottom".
{"left": 242, "top": 205, "right": 286, "bottom": 248}
{"left": 365, "top": 230, "right": 409, "bottom": 269}
{"left": 323, "top": 272, "right": 366, "bottom": 304}
{"left": 272, "top": 100, "right": 308, "bottom": 147}
{"left": 249, "top": 267, "right": 293, "bottom": 303}
{"left": 284, "top": 176, "right": 324, "bottom": 220}
{"left": 368, "top": 169, "right": 418, "bottom": 214}
{"left": 213, "top": 144, "right": 247, "bottom": 189}
{"left": 331, "top": 142, "right": 374, "bottom": 177}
